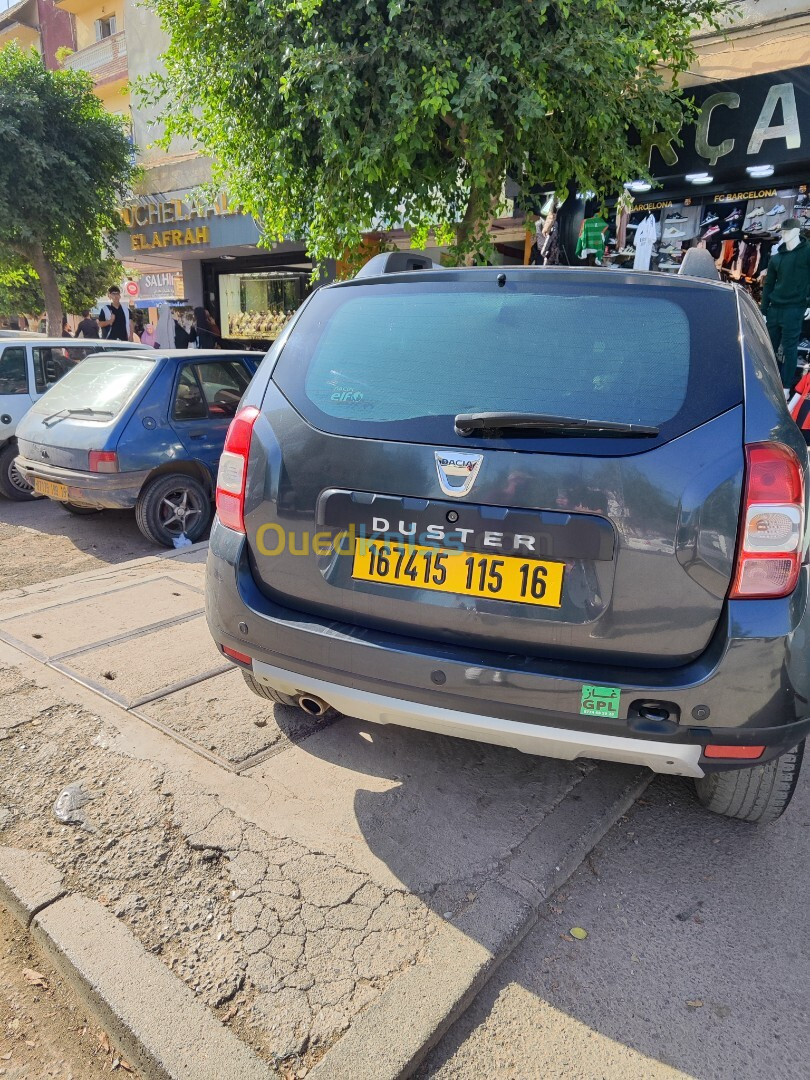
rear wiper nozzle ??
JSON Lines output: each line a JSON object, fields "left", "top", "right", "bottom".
{"left": 454, "top": 411, "right": 659, "bottom": 438}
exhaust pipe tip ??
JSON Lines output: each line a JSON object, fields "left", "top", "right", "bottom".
{"left": 297, "top": 694, "right": 330, "bottom": 718}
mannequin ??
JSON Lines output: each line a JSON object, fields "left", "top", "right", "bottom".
{"left": 761, "top": 217, "right": 810, "bottom": 388}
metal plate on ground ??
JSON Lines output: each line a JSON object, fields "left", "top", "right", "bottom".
{"left": 0, "top": 577, "right": 203, "bottom": 658}
{"left": 56, "top": 614, "right": 229, "bottom": 708}
{"left": 136, "top": 667, "right": 325, "bottom": 769}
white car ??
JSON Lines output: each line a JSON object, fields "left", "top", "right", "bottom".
{"left": 0, "top": 337, "right": 143, "bottom": 499}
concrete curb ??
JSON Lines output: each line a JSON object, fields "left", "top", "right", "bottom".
{"left": 0, "top": 846, "right": 276, "bottom": 1080}
{"left": 308, "top": 762, "right": 651, "bottom": 1079}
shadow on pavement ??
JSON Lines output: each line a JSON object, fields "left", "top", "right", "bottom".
{"left": 418, "top": 770, "right": 810, "bottom": 1080}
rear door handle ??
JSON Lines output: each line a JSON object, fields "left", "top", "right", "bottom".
{"left": 189, "top": 430, "right": 206, "bottom": 439}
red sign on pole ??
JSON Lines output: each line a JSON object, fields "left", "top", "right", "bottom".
{"left": 124, "top": 280, "right": 140, "bottom": 298}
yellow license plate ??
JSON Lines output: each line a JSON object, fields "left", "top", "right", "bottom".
{"left": 34, "top": 478, "right": 69, "bottom": 500}
{"left": 352, "top": 540, "right": 564, "bottom": 608}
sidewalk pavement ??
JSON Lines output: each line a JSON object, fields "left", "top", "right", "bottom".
{"left": 0, "top": 545, "right": 650, "bottom": 1078}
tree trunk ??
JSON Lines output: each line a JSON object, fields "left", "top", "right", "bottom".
{"left": 27, "top": 245, "right": 63, "bottom": 336}
{"left": 455, "top": 184, "right": 485, "bottom": 265}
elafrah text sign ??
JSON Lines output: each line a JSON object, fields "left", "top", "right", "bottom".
{"left": 647, "top": 66, "right": 810, "bottom": 177}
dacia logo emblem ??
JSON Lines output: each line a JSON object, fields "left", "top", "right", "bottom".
{"left": 434, "top": 450, "right": 483, "bottom": 498}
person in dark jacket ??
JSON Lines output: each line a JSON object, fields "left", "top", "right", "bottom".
{"left": 173, "top": 310, "right": 197, "bottom": 349}
{"left": 194, "top": 307, "right": 222, "bottom": 349}
{"left": 74, "top": 310, "right": 100, "bottom": 339}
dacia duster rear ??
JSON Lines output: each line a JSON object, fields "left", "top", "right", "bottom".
{"left": 206, "top": 256, "right": 810, "bottom": 823}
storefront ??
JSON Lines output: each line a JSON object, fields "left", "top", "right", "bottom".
{"left": 200, "top": 249, "right": 315, "bottom": 350}
{"left": 537, "top": 65, "right": 810, "bottom": 308}
{"left": 115, "top": 191, "right": 327, "bottom": 349}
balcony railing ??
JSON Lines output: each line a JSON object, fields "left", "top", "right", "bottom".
{"left": 62, "top": 29, "right": 127, "bottom": 83}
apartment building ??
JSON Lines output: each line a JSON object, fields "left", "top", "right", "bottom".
{"left": 0, "top": 0, "right": 73, "bottom": 68}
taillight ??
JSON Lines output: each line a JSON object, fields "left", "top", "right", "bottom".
{"left": 216, "top": 406, "right": 260, "bottom": 533}
{"left": 88, "top": 450, "right": 118, "bottom": 473}
{"left": 730, "top": 442, "right": 805, "bottom": 599}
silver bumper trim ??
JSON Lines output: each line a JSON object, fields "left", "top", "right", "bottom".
{"left": 251, "top": 660, "right": 705, "bottom": 778}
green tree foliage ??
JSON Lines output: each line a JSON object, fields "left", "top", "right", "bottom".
{"left": 0, "top": 44, "right": 135, "bottom": 332}
{"left": 0, "top": 255, "right": 124, "bottom": 321}
{"left": 145, "top": 0, "right": 731, "bottom": 263}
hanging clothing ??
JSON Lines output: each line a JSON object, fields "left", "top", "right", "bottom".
{"left": 616, "top": 208, "right": 629, "bottom": 252}
{"left": 576, "top": 215, "right": 609, "bottom": 262}
{"left": 632, "top": 214, "right": 657, "bottom": 271}
{"left": 541, "top": 220, "right": 562, "bottom": 266}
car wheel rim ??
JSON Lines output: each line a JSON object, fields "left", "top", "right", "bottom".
{"left": 158, "top": 486, "right": 204, "bottom": 536}
{"left": 8, "top": 458, "right": 33, "bottom": 494}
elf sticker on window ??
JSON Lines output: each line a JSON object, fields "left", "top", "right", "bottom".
{"left": 580, "top": 684, "right": 621, "bottom": 718}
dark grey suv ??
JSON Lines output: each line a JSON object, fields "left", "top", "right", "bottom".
{"left": 206, "top": 255, "right": 810, "bottom": 823}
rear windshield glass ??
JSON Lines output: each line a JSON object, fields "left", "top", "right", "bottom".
{"left": 29, "top": 354, "right": 155, "bottom": 420}
{"left": 272, "top": 275, "right": 742, "bottom": 454}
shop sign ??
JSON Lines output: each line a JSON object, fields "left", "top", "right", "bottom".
{"left": 131, "top": 226, "right": 210, "bottom": 251}
{"left": 648, "top": 66, "right": 810, "bottom": 177}
{"left": 120, "top": 192, "right": 229, "bottom": 251}
{"left": 633, "top": 200, "right": 673, "bottom": 211}
{"left": 137, "top": 271, "right": 184, "bottom": 301}
{"left": 713, "top": 188, "right": 778, "bottom": 204}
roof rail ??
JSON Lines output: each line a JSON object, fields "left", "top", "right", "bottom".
{"left": 354, "top": 250, "right": 437, "bottom": 278}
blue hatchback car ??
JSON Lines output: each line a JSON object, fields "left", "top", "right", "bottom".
{"left": 15, "top": 349, "right": 260, "bottom": 546}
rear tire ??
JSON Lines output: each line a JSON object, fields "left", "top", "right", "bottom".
{"left": 0, "top": 442, "right": 35, "bottom": 501}
{"left": 241, "top": 671, "right": 298, "bottom": 708}
{"left": 61, "top": 502, "right": 101, "bottom": 516}
{"left": 135, "top": 473, "right": 211, "bottom": 547}
{"left": 694, "top": 741, "right": 804, "bottom": 823}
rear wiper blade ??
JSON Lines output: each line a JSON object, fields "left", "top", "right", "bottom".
{"left": 43, "top": 406, "right": 114, "bottom": 423}
{"left": 454, "top": 411, "right": 659, "bottom": 438}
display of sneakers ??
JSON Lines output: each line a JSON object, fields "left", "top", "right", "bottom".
{"left": 701, "top": 212, "right": 719, "bottom": 226}
{"left": 798, "top": 339, "right": 810, "bottom": 351}
{"left": 748, "top": 205, "right": 766, "bottom": 218}
{"left": 665, "top": 213, "right": 688, "bottom": 223}
{"left": 746, "top": 220, "right": 764, "bottom": 233}
{"left": 723, "top": 224, "right": 740, "bottom": 235}
{"left": 724, "top": 208, "right": 742, "bottom": 224}
{"left": 702, "top": 224, "right": 721, "bottom": 239}
{"left": 796, "top": 193, "right": 809, "bottom": 208}
{"left": 659, "top": 245, "right": 682, "bottom": 254}
{"left": 658, "top": 261, "right": 680, "bottom": 270}
{"left": 663, "top": 226, "right": 685, "bottom": 238}
{"left": 766, "top": 204, "right": 786, "bottom": 216}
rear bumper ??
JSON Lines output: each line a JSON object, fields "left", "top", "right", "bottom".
{"left": 16, "top": 456, "right": 148, "bottom": 509}
{"left": 206, "top": 522, "right": 810, "bottom": 776}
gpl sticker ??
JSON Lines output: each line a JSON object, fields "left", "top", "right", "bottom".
{"left": 580, "top": 684, "right": 621, "bottom": 719}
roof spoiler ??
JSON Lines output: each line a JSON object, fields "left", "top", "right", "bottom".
{"left": 355, "top": 250, "right": 437, "bottom": 278}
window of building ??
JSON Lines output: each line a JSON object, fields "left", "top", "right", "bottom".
{"left": 94, "top": 14, "right": 117, "bottom": 40}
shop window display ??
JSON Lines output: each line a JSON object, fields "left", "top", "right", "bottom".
{"left": 219, "top": 271, "right": 305, "bottom": 341}
{"left": 593, "top": 184, "right": 810, "bottom": 382}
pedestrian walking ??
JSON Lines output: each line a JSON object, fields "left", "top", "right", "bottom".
{"left": 194, "top": 307, "right": 222, "bottom": 349}
{"left": 139, "top": 322, "right": 158, "bottom": 348}
{"left": 173, "top": 310, "right": 197, "bottom": 349}
{"left": 74, "top": 310, "right": 100, "bottom": 339}
{"left": 61, "top": 315, "right": 72, "bottom": 337}
{"left": 97, "top": 286, "right": 132, "bottom": 341}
